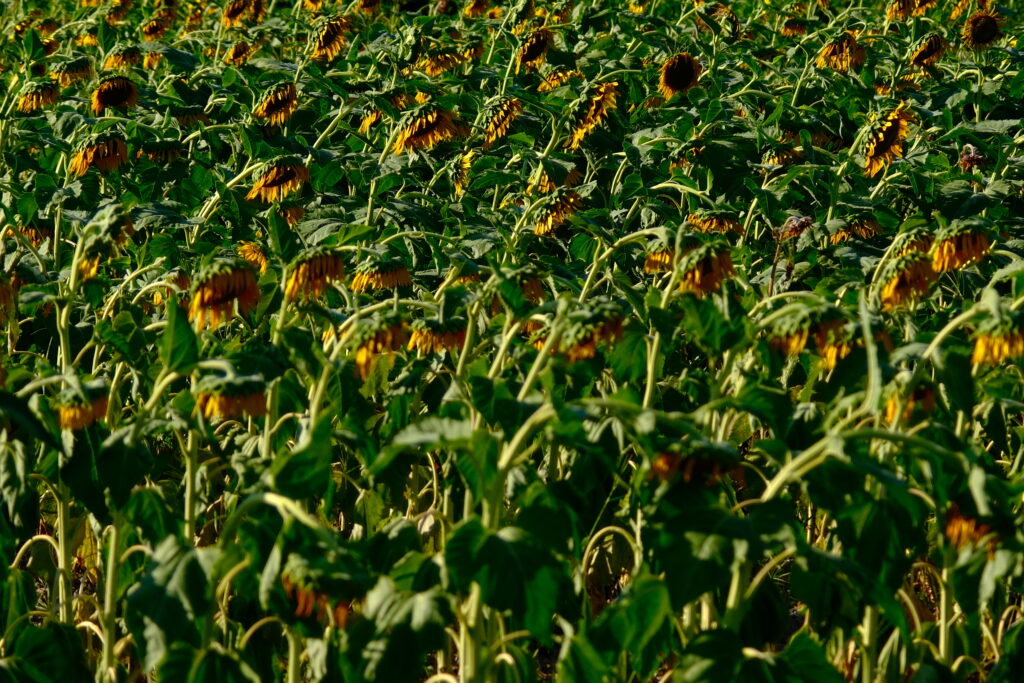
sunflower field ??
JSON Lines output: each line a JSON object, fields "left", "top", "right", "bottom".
{"left": 1, "top": 0, "right": 1024, "bottom": 680}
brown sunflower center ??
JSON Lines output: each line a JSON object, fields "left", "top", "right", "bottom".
{"left": 969, "top": 16, "right": 999, "bottom": 44}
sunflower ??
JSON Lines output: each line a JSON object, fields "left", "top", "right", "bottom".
{"left": 972, "top": 310, "right": 1024, "bottom": 366}
{"left": 463, "top": 0, "right": 490, "bottom": 18}
{"left": 879, "top": 251, "right": 935, "bottom": 311}
{"left": 152, "top": 270, "right": 191, "bottom": 307}
{"left": 143, "top": 51, "right": 164, "bottom": 69}
{"left": 678, "top": 241, "right": 735, "bottom": 297}
{"left": 910, "top": 33, "right": 948, "bottom": 68}
{"left": 951, "top": 0, "right": 982, "bottom": 20}
{"left": 56, "top": 388, "right": 109, "bottom": 431}
{"left": 781, "top": 18, "right": 807, "bottom": 37}
{"left": 253, "top": 83, "right": 298, "bottom": 125}
{"left": 246, "top": 158, "right": 309, "bottom": 203}
{"left": 280, "top": 559, "right": 351, "bottom": 628}
{"left": 50, "top": 56, "right": 93, "bottom": 87}
{"left": 538, "top": 67, "right": 582, "bottom": 92}
{"left": 931, "top": 221, "right": 991, "bottom": 273}
{"left": 766, "top": 310, "right": 812, "bottom": 356}
{"left": 17, "top": 80, "right": 59, "bottom": 113}
{"left": 285, "top": 248, "right": 344, "bottom": 300}
{"left": 70, "top": 132, "right": 129, "bottom": 176}
{"left": 237, "top": 241, "right": 268, "bottom": 275}
{"left": 829, "top": 216, "right": 882, "bottom": 245}
{"left": 884, "top": 383, "right": 936, "bottom": 424}
{"left": 351, "top": 258, "right": 413, "bottom": 291}
{"left": 357, "top": 0, "right": 382, "bottom": 13}
{"left": 194, "top": 374, "right": 267, "bottom": 420}
{"left": 222, "top": 0, "right": 265, "bottom": 27}
{"left": 408, "top": 318, "right": 467, "bottom": 354}
{"left": 944, "top": 505, "right": 995, "bottom": 553}
{"left": 560, "top": 300, "right": 624, "bottom": 362}
{"left": 535, "top": 189, "right": 582, "bottom": 236}
{"left": 91, "top": 75, "right": 138, "bottom": 115}
{"left": 141, "top": 17, "right": 169, "bottom": 40}
{"left": 188, "top": 260, "right": 260, "bottom": 330}
{"left": 173, "top": 105, "right": 210, "bottom": 127}
{"left": 350, "top": 315, "right": 407, "bottom": 380}
{"left": 644, "top": 244, "right": 675, "bottom": 274}
{"left": 812, "top": 317, "right": 853, "bottom": 370}
{"left": 453, "top": 150, "right": 475, "bottom": 196}
{"left": 688, "top": 210, "right": 740, "bottom": 235}
{"left": 566, "top": 81, "right": 618, "bottom": 150}
{"left": 816, "top": 31, "right": 866, "bottom": 73}
{"left": 891, "top": 228, "right": 934, "bottom": 257}
{"left": 310, "top": 15, "right": 351, "bottom": 61}
{"left": 103, "top": 44, "right": 141, "bottom": 70}
{"left": 659, "top": 53, "right": 702, "bottom": 100}
{"left": 482, "top": 97, "right": 523, "bottom": 150}
{"left": 862, "top": 106, "right": 914, "bottom": 178}
{"left": 392, "top": 108, "right": 465, "bottom": 154}
{"left": 416, "top": 47, "right": 473, "bottom": 76}
{"left": 225, "top": 41, "right": 256, "bottom": 66}
{"left": 527, "top": 162, "right": 581, "bottom": 195}
{"left": 8, "top": 223, "right": 53, "bottom": 247}
{"left": 962, "top": 10, "right": 1001, "bottom": 49}
{"left": 516, "top": 28, "right": 552, "bottom": 73}
{"left": 76, "top": 30, "right": 100, "bottom": 47}
{"left": 281, "top": 205, "right": 305, "bottom": 226}
{"left": 873, "top": 74, "right": 924, "bottom": 97}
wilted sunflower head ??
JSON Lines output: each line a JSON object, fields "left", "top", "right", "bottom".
{"left": 225, "top": 40, "right": 256, "bottom": 66}
{"left": 878, "top": 250, "right": 935, "bottom": 311}
{"left": 971, "top": 307, "right": 1024, "bottom": 367}
{"left": 173, "top": 104, "right": 210, "bottom": 127}
{"left": 891, "top": 225, "right": 934, "bottom": 257}
{"left": 910, "top": 33, "right": 948, "bottom": 68}
{"left": 351, "top": 256, "right": 413, "bottom": 291}
{"left": 516, "top": 28, "right": 552, "bottom": 73}
{"left": 930, "top": 218, "right": 992, "bottom": 273}
{"left": 253, "top": 82, "right": 298, "bottom": 125}
{"left": 407, "top": 317, "right": 467, "bottom": 355}
{"left": 222, "top": 0, "right": 266, "bottom": 27}
{"left": 392, "top": 107, "right": 466, "bottom": 155}
{"left": 246, "top": 157, "right": 309, "bottom": 203}
{"left": 416, "top": 47, "right": 472, "bottom": 76}
{"left": 310, "top": 14, "right": 352, "bottom": 61}
{"left": 883, "top": 377, "right": 937, "bottom": 424}
{"left": 17, "top": 80, "right": 59, "bottom": 113}
{"left": 236, "top": 241, "right": 269, "bottom": 275}
{"left": 138, "top": 139, "right": 183, "bottom": 164}
{"left": 348, "top": 313, "right": 407, "bottom": 379}
{"left": 535, "top": 187, "right": 583, "bottom": 236}
{"left": 102, "top": 44, "right": 142, "bottom": 70}
{"left": 538, "top": 67, "right": 581, "bottom": 92}
{"left": 659, "top": 53, "right": 702, "bottom": 100}
{"left": 141, "top": 17, "right": 170, "bottom": 40}
{"left": 677, "top": 240, "right": 735, "bottom": 297}
{"left": 688, "top": 209, "right": 740, "bottom": 235}
{"left": 962, "top": 10, "right": 1001, "bottom": 49}
{"left": 70, "top": 131, "right": 129, "bottom": 176}
{"left": 863, "top": 105, "right": 914, "bottom": 177}
{"left": 50, "top": 56, "right": 93, "bottom": 87}
{"left": 829, "top": 214, "right": 882, "bottom": 245}
{"left": 55, "top": 380, "right": 109, "bottom": 431}
{"left": 452, "top": 150, "right": 476, "bottom": 196}
{"left": 566, "top": 81, "right": 618, "bottom": 150}
{"left": 781, "top": 18, "right": 807, "bottom": 37}
{"left": 816, "top": 30, "right": 865, "bottom": 72}
{"left": 482, "top": 97, "right": 524, "bottom": 150}
{"left": 763, "top": 306, "right": 813, "bottom": 356}
{"left": 92, "top": 75, "right": 138, "bottom": 115}
{"left": 188, "top": 259, "right": 260, "bottom": 330}
{"left": 559, "top": 299, "right": 625, "bottom": 362}
{"left": 285, "top": 247, "right": 345, "bottom": 300}
{"left": 194, "top": 373, "right": 267, "bottom": 420}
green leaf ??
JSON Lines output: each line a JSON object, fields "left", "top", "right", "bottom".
{"left": 160, "top": 301, "right": 198, "bottom": 374}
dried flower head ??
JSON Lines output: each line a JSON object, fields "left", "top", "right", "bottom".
{"left": 816, "top": 31, "right": 866, "bottom": 72}
{"left": 70, "top": 132, "right": 128, "bottom": 176}
{"left": 863, "top": 106, "right": 914, "bottom": 177}
{"left": 285, "top": 248, "right": 345, "bottom": 300}
{"left": 246, "top": 158, "right": 309, "bottom": 203}
{"left": 188, "top": 260, "right": 260, "bottom": 330}
{"left": 92, "top": 75, "right": 138, "bottom": 115}
{"left": 253, "top": 83, "right": 298, "bottom": 125}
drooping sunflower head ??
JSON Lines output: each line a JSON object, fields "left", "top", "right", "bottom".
{"left": 351, "top": 256, "right": 413, "bottom": 292}
{"left": 236, "top": 241, "right": 269, "bottom": 275}
{"left": 76, "top": 27, "right": 100, "bottom": 47}
{"left": 173, "top": 104, "right": 210, "bottom": 127}
{"left": 527, "top": 159, "right": 581, "bottom": 195}
{"left": 910, "top": 33, "right": 948, "bottom": 68}
{"left": 930, "top": 218, "right": 992, "bottom": 273}
{"left": 677, "top": 240, "right": 735, "bottom": 297}
{"left": 863, "top": 105, "right": 914, "bottom": 177}
{"left": 102, "top": 44, "right": 142, "bottom": 70}
{"left": 285, "top": 247, "right": 345, "bottom": 300}
{"left": 246, "top": 157, "right": 309, "bottom": 203}
{"left": 971, "top": 307, "right": 1024, "bottom": 367}
{"left": 816, "top": 30, "right": 866, "bottom": 73}
{"left": 69, "top": 131, "right": 129, "bottom": 176}
{"left": 143, "top": 51, "right": 165, "bottom": 70}
{"left": 188, "top": 259, "right": 260, "bottom": 330}
{"left": 452, "top": 150, "right": 476, "bottom": 196}
{"left": 416, "top": 47, "right": 473, "bottom": 76}
{"left": 447, "top": 257, "right": 484, "bottom": 287}
{"left": 50, "top": 56, "right": 93, "bottom": 87}
{"left": 764, "top": 307, "right": 813, "bottom": 357}
{"left": 17, "top": 80, "right": 60, "bottom": 113}
{"left": 392, "top": 107, "right": 466, "bottom": 155}
{"left": 538, "top": 66, "right": 582, "bottom": 92}
{"left": 91, "top": 75, "right": 138, "bottom": 115}
{"left": 138, "top": 139, "right": 183, "bottom": 164}
{"left": 829, "top": 214, "right": 882, "bottom": 245}
{"left": 348, "top": 313, "right": 407, "bottom": 379}
{"left": 944, "top": 504, "right": 996, "bottom": 554}
{"left": 566, "top": 81, "right": 618, "bottom": 150}
{"left": 643, "top": 239, "right": 676, "bottom": 274}
{"left": 535, "top": 187, "right": 583, "bottom": 236}
{"left": 222, "top": 0, "right": 266, "bottom": 27}
{"left": 224, "top": 40, "right": 256, "bottom": 66}
{"left": 141, "top": 16, "right": 170, "bottom": 40}
{"left": 559, "top": 299, "right": 625, "bottom": 362}
{"left": 55, "top": 381, "right": 109, "bottom": 431}
{"left": 883, "top": 378, "right": 937, "bottom": 424}
{"left": 252, "top": 82, "right": 298, "bottom": 125}
{"left": 810, "top": 313, "right": 854, "bottom": 370}
{"left": 781, "top": 18, "right": 807, "bottom": 37}
{"left": 878, "top": 250, "right": 935, "bottom": 311}
{"left": 516, "top": 28, "right": 552, "bottom": 73}
{"left": 310, "top": 14, "right": 352, "bottom": 61}
{"left": 482, "top": 97, "right": 524, "bottom": 150}
{"left": 891, "top": 225, "right": 934, "bottom": 257}
{"left": 659, "top": 53, "right": 702, "bottom": 100}
{"left": 688, "top": 209, "right": 740, "bottom": 235}
{"left": 962, "top": 10, "right": 1001, "bottom": 49}
{"left": 407, "top": 317, "right": 467, "bottom": 355}
{"left": 279, "top": 553, "right": 353, "bottom": 627}
{"left": 194, "top": 373, "right": 267, "bottom": 420}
